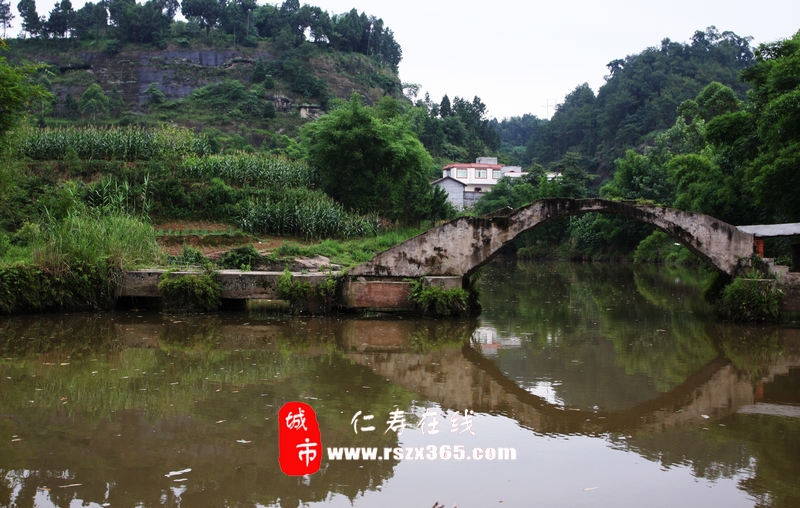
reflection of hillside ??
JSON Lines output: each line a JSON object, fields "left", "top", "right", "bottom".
{"left": 631, "top": 264, "right": 711, "bottom": 313}
{"left": 616, "top": 406, "right": 800, "bottom": 508}
{"left": 0, "top": 352, "right": 414, "bottom": 508}
{"left": 2, "top": 315, "right": 475, "bottom": 508}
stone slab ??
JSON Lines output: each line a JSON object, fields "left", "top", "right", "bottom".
{"left": 338, "top": 279, "right": 414, "bottom": 310}
{"left": 737, "top": 223, "right": 800, "bottom": 237}
{"left": 738, "top": 403, "right": 800, "bottom": 419}
{"left": 782, "top": 272, "right": 800, "bottom": 312}
{"left": 118, "top": 270, "right": 331, "bottom": 300}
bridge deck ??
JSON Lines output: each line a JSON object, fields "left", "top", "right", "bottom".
{"left": 118, "top": 270, "right": 463, "bottom": 312}
{"left": 118, "top": 269, "right": 331, "bottom": 300}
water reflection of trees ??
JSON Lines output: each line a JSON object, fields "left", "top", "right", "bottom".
{"left": 613, "top": 412, "right": 800, "bottom": 508}
{"left": 478, "top": 261, "right": 718, "bottom": 399}
{"left": 0, "top": 314, "right": 438, "bottom": 508}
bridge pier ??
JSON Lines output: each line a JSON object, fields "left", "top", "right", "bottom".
{"left": 338, "top": 276, "right": 463, "bottom": 312}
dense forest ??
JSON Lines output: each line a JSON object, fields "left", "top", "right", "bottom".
{"left": 468, "top": 27, "right": 800, "bottom": 265}
{"left": 10, "top": 0, "right": 401, "bottom": 67}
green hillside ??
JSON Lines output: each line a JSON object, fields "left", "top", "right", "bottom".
{"left": 5, "top": 0, "right": 403, "bottom": 152}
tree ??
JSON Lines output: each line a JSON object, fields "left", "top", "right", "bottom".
{"left": 0, "top": 0, "right": 13, "bottom": 39}
{"left": 220, "top": 0, "right": 257, "bottom": 44}
{"left": 16, "top": 0, "right": 42, "bottom": 38}
{"left": 109, "top": 86, "right": 125, "bottom": 117}
{"left": 63, "top": 91, "right": 79, "bottom": 119}
{"left": 430, "top": 186, "right": 452, "bottom": 225}
{"left": 251, "top": 56, "right": 267, "bottom": 83}
{"left": 301, "top": 94, "right": 433, "bottom": 217}
{"left": 440, "top": 94, "right": 451, "bottom": 118}
{"left": 46, "top": 0, "right": 75, "bottom": 38}
{"left": 600, "top": 149, "right": 675, "bottom": 204}
{"left": 695, "top": 81, "right": 740, "bottom": 119}
{"left": 0, "top": 57, "right": 51, "bottom": 141}
{"left": 143, "top": 82, "right": 165, "bottom": 104}
{"left": 181, "top": 0, "right": 224, "bottom": 35}
{"left": 739, "top": 30, "right": 800, "bottom": 222}
{"left": 551, "top": 152, "right": 593, "bottom": 198}
{"left": 80, "top": 83, "right": 109, "bottom": 120}
{"left": 72, "top": 2, "right": 108, "bottom": 40}
{"left": 109, "top": 0, "right": 176, "bottom": 43}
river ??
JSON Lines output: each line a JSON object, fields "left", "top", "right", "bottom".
{"left": 0, "top": 261, "right": 799, "bottom": 507}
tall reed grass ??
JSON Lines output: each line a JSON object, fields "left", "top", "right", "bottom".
{"left": 0, "top": 210, "right": 162, "bottom": 314}
{"left": 181, "top": 153, "right": 318, "bottom": 188}
{"left": 16, "top": 125, "right": 210, "bottom": 161}
{"left": 32, "top": 209, "right": 163, "bottom": 271}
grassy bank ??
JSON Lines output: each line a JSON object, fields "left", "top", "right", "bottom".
{"left": 0, "top": 209, "right": 163, "bottom": 314}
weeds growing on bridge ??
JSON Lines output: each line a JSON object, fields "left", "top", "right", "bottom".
{"left": 277, "top": 269, "right": 341, "bottom": 314}
{"left": 158, "top": 269, "right": 222, "bottom": 313}
{"left": 407, "top": 278, "right": 470, "bottom": 318}
{"left": 703, "top": 255, "right": 786, "bottom": 323}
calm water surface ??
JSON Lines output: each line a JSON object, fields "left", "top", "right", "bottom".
{"left": 1, "top": 261, "right": 799, "bottom": 508}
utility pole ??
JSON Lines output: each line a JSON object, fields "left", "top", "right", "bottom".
{"left": 541, "top": 98, "right": 559, "bottom": 119}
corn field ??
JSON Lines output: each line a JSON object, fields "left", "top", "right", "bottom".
{"left": 238, "top": 193, "right": 379, "bottom": 239}
{"left": 16, "top": 126, "right": 211, "bottom": 161}
{"left": 181, "top": 153, "right": 318, "bottom": 188}
{"left": 85, "top": 175, "right": 153, "bottom": 220}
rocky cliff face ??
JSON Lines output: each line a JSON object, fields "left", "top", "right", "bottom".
{"left": 32, "top": 45, "right": 398, "bottom": 113}
{"left": 44, "top": 48, "right": 268, "bottom": 108}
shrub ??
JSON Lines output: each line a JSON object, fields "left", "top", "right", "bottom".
{"left": 158, "top": 270, "right": 222, "bottom": 313}
{"left": 407, "top": 278, "right": 470, "bottom": 318}
{"left": 32, "top": 210, "right": 162, "bottom": 271}
{"left": 104, "top": 39, "right": 122, "bottom": 56}
{"left": 218, "top": 245, "right": 261, "bottom": 269}
{"left": 168, "top": 245, "right": 208, "bottom": 267}
{"left": 718, "top": 272, "right": 784, "bottom": 322}
{"left": 144, "top": 83, "right": 166, "bottom": 105}
{"left": 0, "top": 209, "right": 161, "bottom": 314}
{"left": 0, "top": 262, "right": 114, "bottom": 314}
{"left": 277, "top": 269, "right": 311, "bottom": 313}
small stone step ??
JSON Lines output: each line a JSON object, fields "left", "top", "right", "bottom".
{"left": 771, "top": 265, "right": 790, "bottom": 275}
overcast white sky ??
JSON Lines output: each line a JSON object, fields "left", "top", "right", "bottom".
{"left": 8, "top": 0, "right": 800, "bottom": 119}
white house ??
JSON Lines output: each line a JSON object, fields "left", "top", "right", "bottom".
{"left": 433, "top": 157, "right": 527, "bottom": 210}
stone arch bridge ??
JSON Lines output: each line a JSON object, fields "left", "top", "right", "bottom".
{"left": 350, "top": 198, "right": 755, "bottom": 279}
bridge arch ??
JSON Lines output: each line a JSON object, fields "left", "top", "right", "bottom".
{"left": 350, "top": 198, "right": 755, "bottom": 278}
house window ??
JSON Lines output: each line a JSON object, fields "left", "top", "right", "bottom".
{"left": 456, "top": 168, "right": 468, "bottom": 178}
{"left": 475, "top": 169, "right": 487, "bottom": 178}
{"left": 474, "top": 187, "right": 482, "bottom": 192}
{"left": 492, "top": 169, "right": 501, "bottom": 179}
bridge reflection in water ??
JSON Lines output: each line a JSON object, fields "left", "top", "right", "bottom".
{"left": 347, "top": 326, "right": 800, "bottom": 435}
